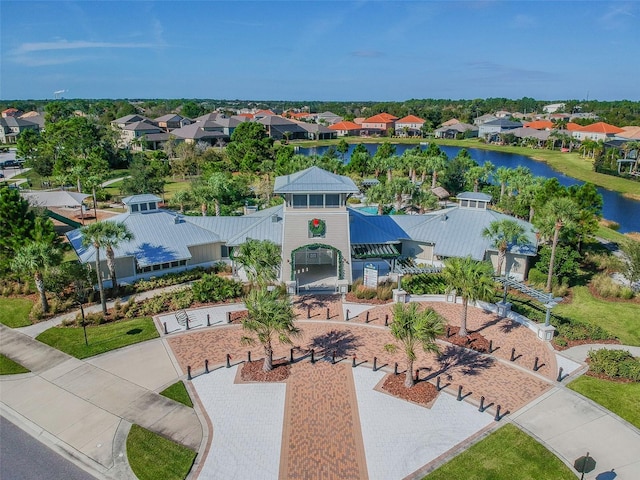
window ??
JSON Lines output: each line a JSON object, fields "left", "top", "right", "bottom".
{"left": 140, "top": 203, "right": 148, "bottom": 211}
{"left": 325, "top": 194, "right": 340, "bottom": 207}
{"left": 149, "top": 202, "right": 157, "bottom": 210}
{"left": 221, "top": 245, "right": 230, "bottom": 258}
{"left": 309, "top": 194, "right": 323, "bottom": 207}
{"left": 469, "top": 200, "right": 477, "bottom": 208}
{"left": 292, "top": 194, "right": 307, "bottom": 208}
{"left": 131, "top": 204, "right": 139, "bottom": 212}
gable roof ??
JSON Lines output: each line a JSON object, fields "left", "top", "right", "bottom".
{"left": 171, "top": 123, "right": 225, "bottom": 140}
{"left": 273, "top": 166, "right": 359, "bottom": 194}
{"left": 396, "top": 115, "right": 425, "bottom": 124}
{"left": 154, "top": 114, "right": 184, "bottom": 123}
{"left": 523, "top": 120, "right": 554, "bottom": 130}
{"left": 441, "top": 118, "right": 460, "bottom": 127}
{"left": 618, "top": 126, "right": 640, "bottom": 140}
{"left": 363, "top": 113, "right": 397, "bottom": 124}
{"left": 481, "top": 118, "right": 522, "bottom": 128}
{"left": 113, "top": 114, "right": 149, "bottom": 124}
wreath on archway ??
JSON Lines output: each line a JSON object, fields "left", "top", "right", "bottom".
{"left": 308, "top": 218, "right": 326, "bottom": 237}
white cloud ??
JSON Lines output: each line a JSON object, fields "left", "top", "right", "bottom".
{"left": 13, "top": 39, "right": 160, "bottom": 55}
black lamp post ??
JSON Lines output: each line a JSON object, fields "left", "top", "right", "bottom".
{"left": 78, "top": 300, "right": 88, "bottom": 346}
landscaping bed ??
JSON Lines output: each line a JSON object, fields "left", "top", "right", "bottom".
{"left": 240, "top": 358, "right": 290, "bottom": 382}
{"left": 442, "top": 326, "right": 490, "bottom": 354}
{"left": 381, "top": 373, "right": 439, "bottom": 406}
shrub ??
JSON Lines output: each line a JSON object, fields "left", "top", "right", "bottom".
{"left": 401, "top": 273, "right": 447, "bottom": 295}
{"left": 554, "top": 337, "right": 568, "bottom": 347}
{"left": 591, "top": 273, "right": 636, "bottom": 299}
{"left": 526, "top": 268, "right": 546, "bottom": 287}
{"left": 588, "top": 349, "right": 640, "bottom": 381}
{"left": 191, "top": 274, "right": 243, "bottom": 303}
{"left": 587, "top": 252, "right": 624, "bottom": 273}
{"left": 376, "top": 284, "right": 393, "bottom": 301}
{"left": 354, "top": 285, "right": 376, "bottom": 300}
{"left": 29, "top": 302, "right": 44, "bottom": 321}
{"left": 556, "top": 322, "right": 613, "bottom": 341}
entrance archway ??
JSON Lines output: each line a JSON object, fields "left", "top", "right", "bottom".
{"left": 290, "top": 244, "right": 344, "bottom": 291}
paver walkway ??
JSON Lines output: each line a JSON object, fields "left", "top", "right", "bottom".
{"left": 0, "top": 326, "right": 202, "bottom": 477}
{"left": 280, "top": 362, "right": 367, "bottom": 479}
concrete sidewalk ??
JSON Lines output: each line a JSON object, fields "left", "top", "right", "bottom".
{"left": 511, "top": 386, "right": 640, "bottom": 479}
{"left": 561, "top": 343, "right": 640, "bottom": 363}
{"left": 0, "top": 326, "right": 202, "bottom": 479}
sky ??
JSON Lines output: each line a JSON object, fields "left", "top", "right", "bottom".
{"left": 1, "top": 1, "right": 639, "bottom": 102}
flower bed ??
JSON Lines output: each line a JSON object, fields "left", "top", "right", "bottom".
{"left": 442, "top": 326, "right": 490, "bottom": 354}
{"left": 381, "top": 373, "right": 439, "bottom": 405}
{"left": 240, "top": 359, "right": 290, "bottom": 382}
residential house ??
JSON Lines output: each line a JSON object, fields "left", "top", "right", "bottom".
{"left": 572, "top": 122, "right": 624, "bottom": 142}
{"left": 316, "top": 111, "right": 343, "bottom": 125}
{"left": 154, "top": 114, "right": 192, "bottom": 131}
{"left": 495, "top": 110, "right": 511, "bottom": 118}
{"left": 361, "top": 113, "right": 397, "bottom": 136}
{"left": 478, "top": 118, "right": 522, "bottom": 139}
{"left": 171, "top": 122, "right": 227, "bottom": 146}
{"left": 119, "top": 120, "right": 165, "bottom": 149}
{"left": 473, "top": 114, "right": 497, "bottom": 126}
{"left": 297, "top": 122, "right": 336, "bottom": 140}
{"left": 2, "top": 108, "right": 21, "bottom": 118}
{"left": 257, "top": 116, "right": 308, "bottom": 141}
{"left": 441, "top": 118, "right": 460, "bottom": 127}
{"left": 67, "top": 167, "right": 537, "bottom": 288}
{"left": 395, "top": 115, "right": 425, "bottom": 136}
{"left": 0, "top": 116, "right": 41, "bottom": 143}
{"left": 617, "top": 126, "right": 640, "bottom": 140}
{"left": 328, "top": 121, "right": 363, "bottom": 137}
{"left": 543, "top": 103, "right": 566, "bottom": 114}
{"left": 523, "top": 120, "right": 554, "bottom": 130}
{"left": 434, "top": 122, "right": 478, "bottom": 139}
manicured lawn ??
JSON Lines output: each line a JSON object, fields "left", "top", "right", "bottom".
{"left": 424, "top": 424, "right": 575, "bottom": 480}
{"left": 36, "top": 317, "right": 159, "bottom": 359}
{"left": 554, "top": 286, "right": 640, "bottom": 346}
{"left": 126, "top": 424, "right": 196, "bottom": 480}
{"left": 596, "top": 225, "right": 632, "bottom": 244}
{"left": 0, "top": 297, "right": 34, "bottom": 328}
{"left": 159, "top": 381, "right": 193, "bottom": 408}
{"left": 568, "top": 375, "right": 640, "bottom": 429}
{"left": 0, "top": 353, "right": 30, "bottom": 375}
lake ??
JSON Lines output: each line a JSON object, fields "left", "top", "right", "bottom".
{"left": 299, "top": 144, "right": 640, "bottom": 234}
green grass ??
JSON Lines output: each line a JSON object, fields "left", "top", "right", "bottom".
{"left": 424, "top": 424, "right": 575, "bottom": 480}
{"left": 126, "top": 424, "right": 196, "bottom": 480}
{"left": 0, "top": 297, "right": 34, "bottom": 328}
{"left": 554, "top": 286, "right": 640, "bottom": 346}
{"left": 36, "top": 317, "right": 159, "bottom": 359}
{"left": 568, "top": 375, "right": 640, "bottom": 429}
{"left": 0, "top": 353, "right": 30, "bottom": 375}
{"left": 159, "top": 381, "right": 193, "bottom": 408}
{"left": 596, "top": 225, "right": 631, "bottom": 244}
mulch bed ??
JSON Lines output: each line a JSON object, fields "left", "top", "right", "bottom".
{"left": 240, "top": 358, "right": 290, "bottom": 382}
{"left": 381, "top": 373, "right": 439, "bottom": 405}
{"left": 228, "top": 310, "right": 248, "bottom": 324}
{"left": 442, "top": 326, "right": 491, "bottom": 354}
{"left": 344, "top": 292, "right": 392, "bottom": 305}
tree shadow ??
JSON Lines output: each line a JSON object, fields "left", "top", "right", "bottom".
{"left": 425, "top": 344, "right": 495, "bottom": 380}
{"left": 498, "top": 320, "right": 523, "bottom": 334}
{"left": 126, "top": 328, "right": 142, "bottom": 335}
{"left": 307, "top": 329, "right": 363, "bottom": 358}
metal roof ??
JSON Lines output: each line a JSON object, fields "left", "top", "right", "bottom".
{"left": 274, "top": 166, "right": 359, "bottom": 194}
{"left": 21, "top": 190, "right": 90, "bottom": 207}
{"left": 122, "top": 194, "right": 162, "bottom": 205}
{"left": 457, "top": 192, "right": 492, "bottom": 201}
{"left": 66, "top": 210, "right": 221, "bottom": 266}
{"left": 348, "top": 208, "right": 410, "bottom": 244}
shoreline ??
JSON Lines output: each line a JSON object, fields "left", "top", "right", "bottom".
{"left": 293, "top": 137, "right": 640, "bottom": 198}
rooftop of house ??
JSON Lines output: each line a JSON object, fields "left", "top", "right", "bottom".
{"left": 575, "top": 122, "right": 624, "bottom": 134}
{"left": 523, "top": 120, "right": 554, "bottom": 130}
{"left": 328, "top": 121, "right": 362, "bottom": 131}
{"left": 481, "top": 118, "right": 522, "bottom": 128}
{"left": 363, "top": 113, "right": 397, "bottom": 124}
{"left": 396, "top": 115, "right": 425, "bottom": 124}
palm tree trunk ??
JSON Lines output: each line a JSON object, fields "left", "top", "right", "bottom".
{"left": 35, "top": 272, "right": 49, "bottom": 314}
{"left": 405, "top": 358, "right": 415, "bottom": 388}
{"left": 214, "top": 199, "right": 220, "bottom": 216}
{"left": 497, "top": 250, "right": 506, "bottom": 277}
{"left": 528, "top": 206, "right": 534, "bottom": 224}
{"left": 431, "top": 171, "right": 437, "bottom": 189}
{"left": 546, "top": 225, "right": 561, "bottom": 292}
{"left": 94, "top": 247, "right": 107, "bottom": 315}
{"left": 201, "top": 203, "right": 207, "bottom": 216}
{"left": 106, "top": 246, "right": 118, "bottom": 293}
{"left": 459, "top": 299, "right": 469, "bottom": 337}
{"left": 263, "top": 344, "right": 273, "bottom": 372}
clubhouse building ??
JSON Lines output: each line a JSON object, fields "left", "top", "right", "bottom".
{"left": 67, "top": 167, "right": 537, "bottom": 290}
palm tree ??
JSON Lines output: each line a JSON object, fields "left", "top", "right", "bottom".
{"left": 482, "top": 219, "right": 529, "bottom": 277}
{"left": 534, "top": 197, "right": 579, "bottom": 292}
{"left": 206, "top": 172, "right": 230, "bottom": 216}
{"left": 241, "top": 288, "right": 300, "bottom": 372}
{"left": 424, "top": 152, "right": 448, "bottom": 188}
{"left": 494, "top": 167, "right": 511, "bottom": 202}
{"left": 388, "top": 177, "right": 415, "bottom": 212}
{"left": 384, "top": 302, "right": 445, "bottom": 388}
{"left": 442, "top": 257, "right": 495, "bottom": 337}
{"left": 11, "top": 241, "right": 62, "bottom": 314}
{"left": 81, "top": 221, "right": 135, "bottom": 312}
{"left": 366, "top": 182, "right": 393, "bottom": 215}
{"left": 234, "top": 239, "right": 281, "bottom": 287}
{"left": 172, "top": 189, "right": 192, "bottom": 213}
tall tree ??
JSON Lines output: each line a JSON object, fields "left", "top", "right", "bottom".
{"left": 241, "top": 288, "right": 300, "bottom": 372}
{"left": 482, "top": 219, "right": 529, "bottom": 276}
{"left": 366, "top": 182, "right": 394, "bottom": 215}
{"left": 120, "top": 155, "right": 168, "bottom": 196}
{"left": 423, "top": 148, "right": 448, "bottom": 188}
{"left": 336, "top": 139, "right": 349, "bottom": 162}
{"left": 384, "top": 302, "right": 445, "bottom": 388}
{"left": 534, "top": 197, "right": 579, "bottom": 292}
{"left": 80, "top": 222, "right": 134, "bottom": 313}
{"left": 11, "top": 241, "right": 62, "bottom": 314}
{"left": 442, "top": 257, "right": 495, "bottom": 337}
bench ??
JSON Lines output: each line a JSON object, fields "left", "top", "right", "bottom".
{"left": 175, "top": 310, "right": 190, "bottom": 328}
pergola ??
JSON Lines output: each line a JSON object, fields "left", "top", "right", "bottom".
{"left": 496, "top": 276, "right": 563, "bottom": 326}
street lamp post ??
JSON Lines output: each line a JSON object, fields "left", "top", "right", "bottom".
{"left": 77, "top": 300, "right": 88, "bottom": 346}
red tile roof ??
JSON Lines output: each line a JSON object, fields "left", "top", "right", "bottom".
{"left": 396, "top": 115, "right": 425, "bottom": 124}
{"left": 237, "top": 113, "right": 254, "bottom": 119}
{"left": 566, "top": 122, "right": 581, "bottom": 131}
{"left": 363, "top": 113, "right": 396, "bottom": 123}
{"left": 256, "top": 109, "right": 276, "bottom": 116}
{"left": 575, "top": 122, "right": 624, "bottom": 134}
{"left": 524, "top": 120, "right": 554, "bottom": 130}
{"left": 328, "top": 121, "right": 361, "bottom": 131}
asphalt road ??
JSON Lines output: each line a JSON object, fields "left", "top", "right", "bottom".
{"left": 0, "top": 415, "right": 96, "bottom": 480}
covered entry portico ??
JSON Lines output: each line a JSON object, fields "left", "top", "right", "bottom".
{"left": 291, "top": 244, "right": 343, "bottom": 292}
